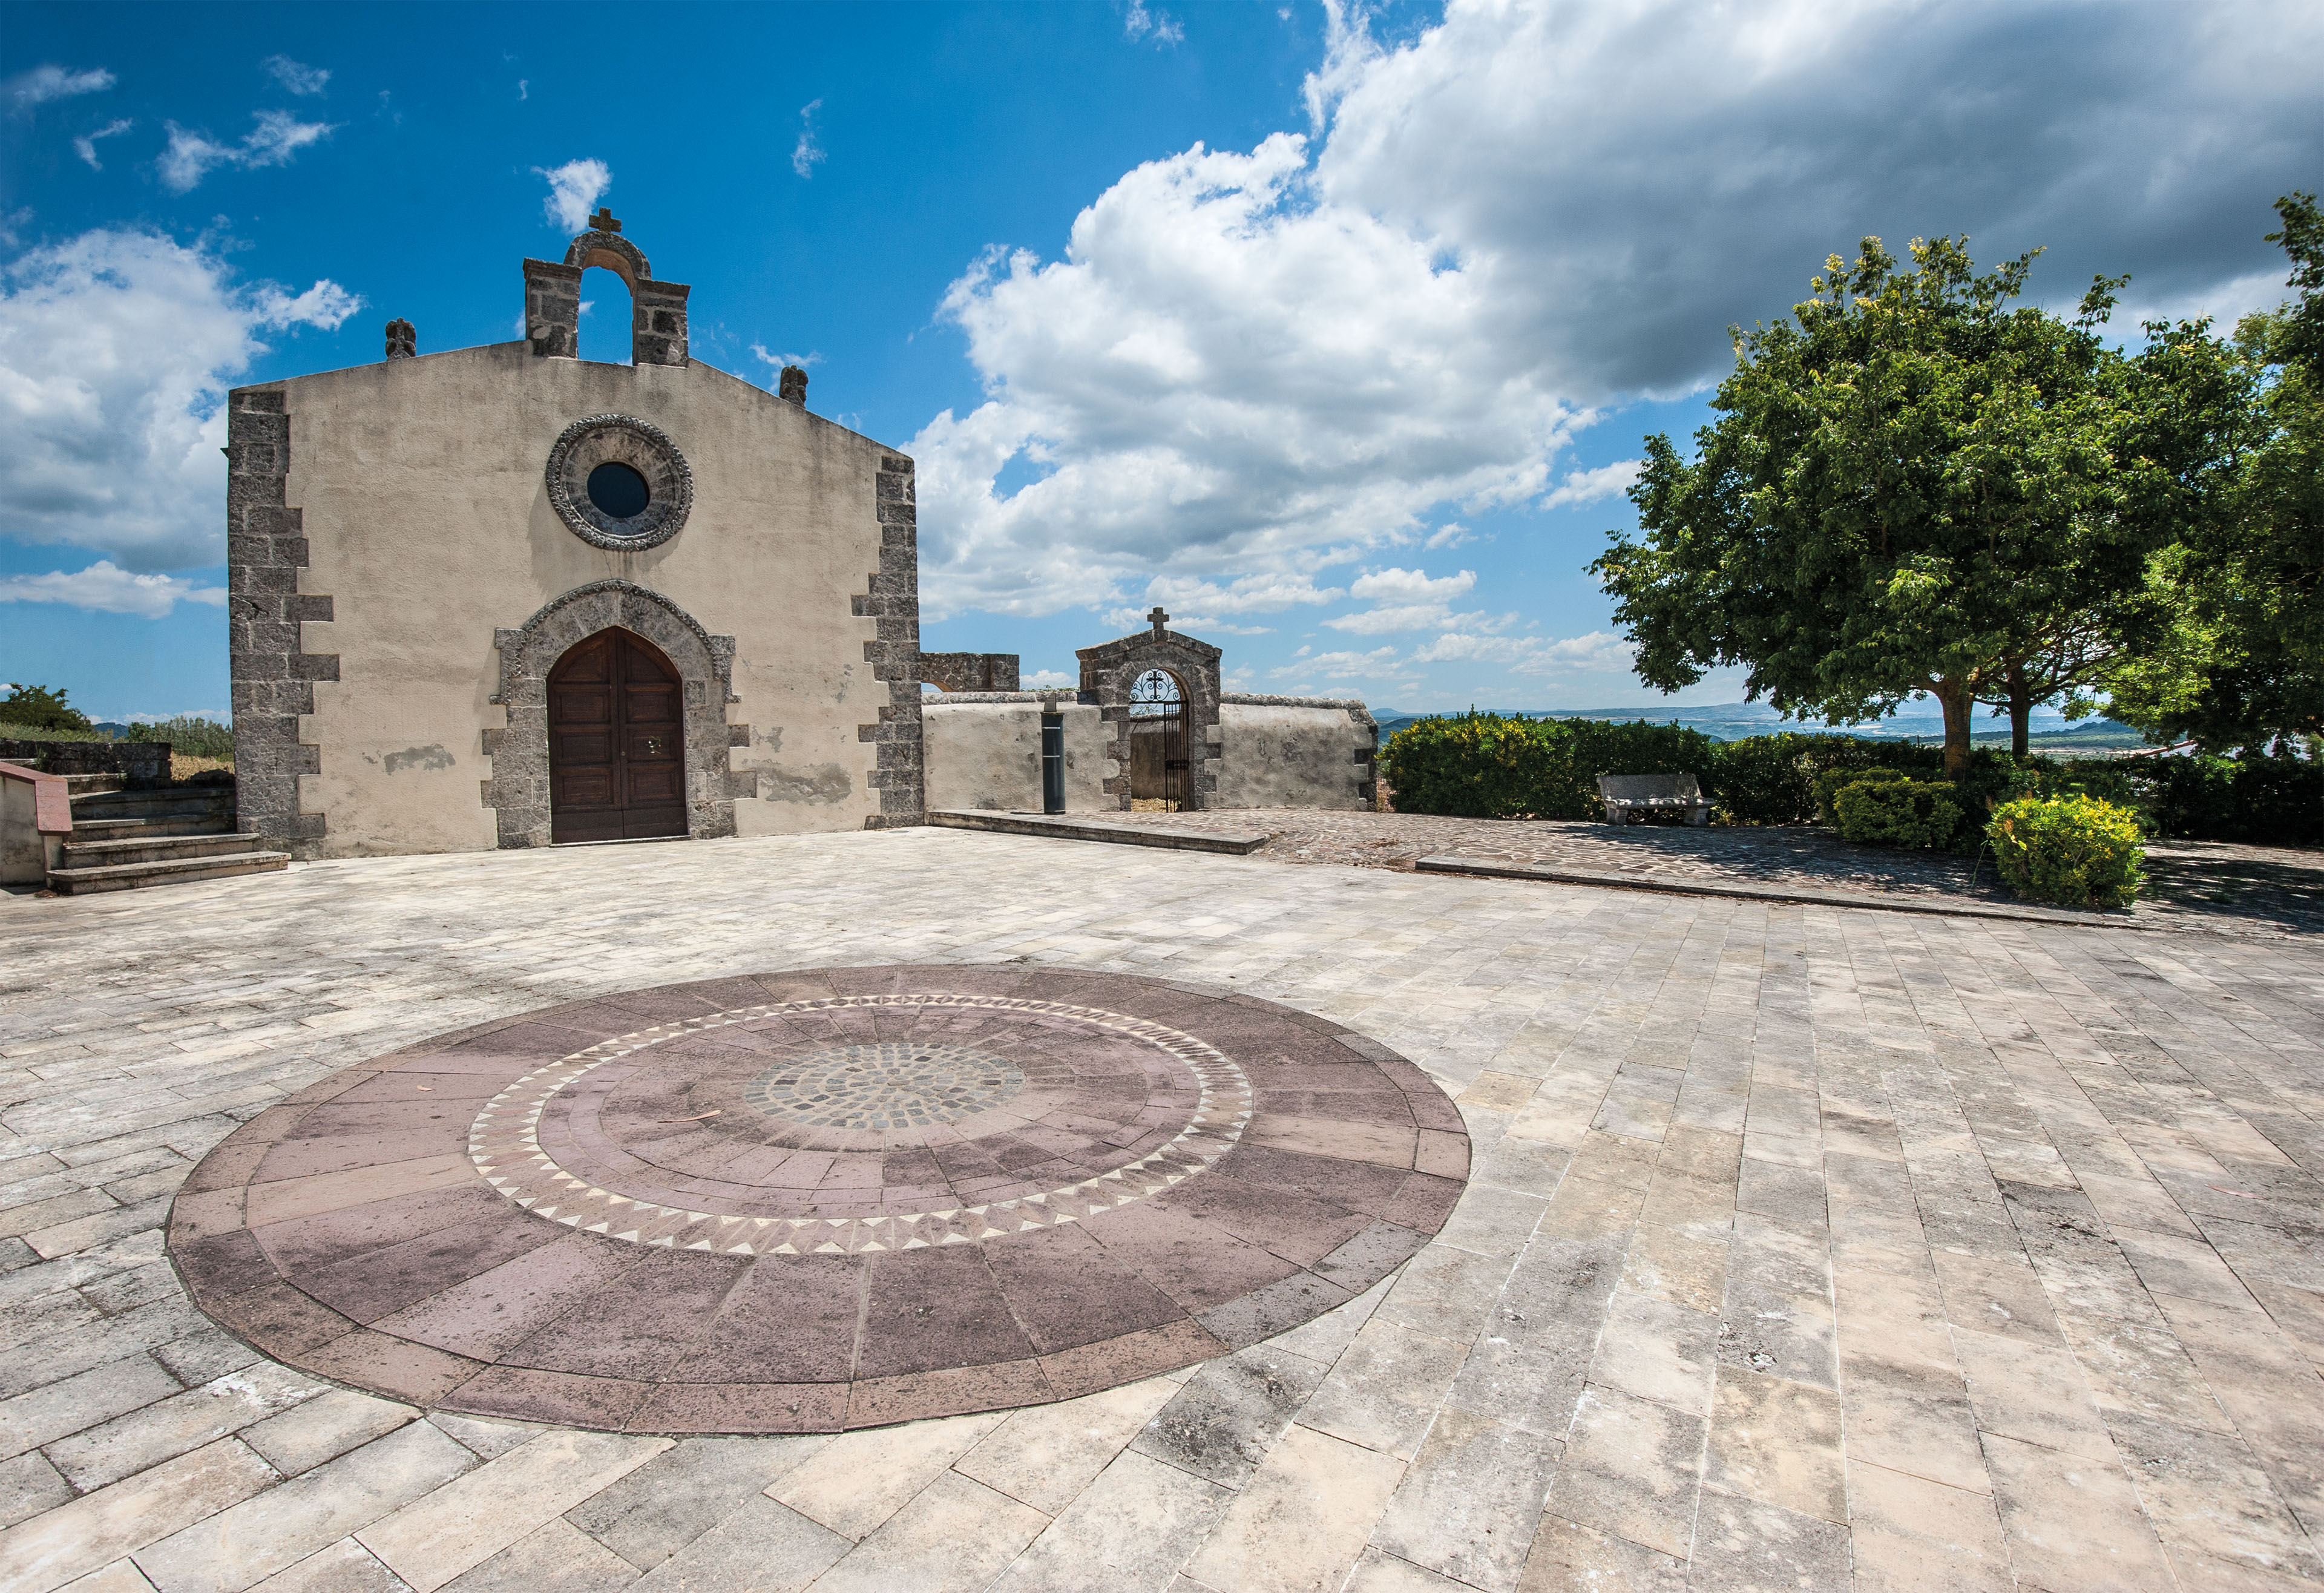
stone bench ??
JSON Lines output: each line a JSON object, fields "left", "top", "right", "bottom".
{"left": 1598, "top": 772, "right": 1714, "bottom": 827}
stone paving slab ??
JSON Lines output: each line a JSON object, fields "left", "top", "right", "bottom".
{"left": 2, "top": 829, "right": 2322, "bottom": 1591}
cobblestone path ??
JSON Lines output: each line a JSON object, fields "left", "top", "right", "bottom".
{"left": 2, "top": 829, "right": 2321, "bottom": 1591}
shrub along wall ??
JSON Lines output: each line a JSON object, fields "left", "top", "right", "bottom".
{"left": 1380, "top": 715, "right": 2322, "bottom": 846}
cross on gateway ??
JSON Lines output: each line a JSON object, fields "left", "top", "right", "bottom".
{"left": 1148, "top": 606, "right": 1169, "bottom": 638}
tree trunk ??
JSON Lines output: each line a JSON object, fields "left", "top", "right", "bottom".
{"left": 2007, "top": 666, "right": 2032, "bottom": 758}
{"left": 1935, "top": 682, "right": 1975, "bottom": 780}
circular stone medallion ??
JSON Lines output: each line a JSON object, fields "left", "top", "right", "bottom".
{"left": 169, "top": 967, "right": 1469, "bottom": 1436}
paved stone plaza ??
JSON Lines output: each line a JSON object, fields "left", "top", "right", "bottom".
{"left": 3, "top": 828, "right": 2322, "bottom": 1592}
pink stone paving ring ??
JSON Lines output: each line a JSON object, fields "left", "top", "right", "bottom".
{"left": 167, "top": 965, "right": 1471, "bottom": 1434}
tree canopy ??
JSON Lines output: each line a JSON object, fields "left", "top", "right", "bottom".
{"left": 1593, "top": 233, "right": 2260, "bottom": 775}
{"left": 2102, "top": 192, "right": 2322, "bottom": 750}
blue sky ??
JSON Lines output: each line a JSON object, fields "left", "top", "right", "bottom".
{"left": 4, "top": 1, "right": 2319, "bottom": 721}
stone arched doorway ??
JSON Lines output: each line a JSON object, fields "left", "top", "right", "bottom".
{"left": 1128, "top": 668, "right": 1192, "bottom": 810}
{"left": 486, "top": 580, "right": 740, "bottom": 849}
{"left": 548, "top": 628, "right": 688, "bottom": 842}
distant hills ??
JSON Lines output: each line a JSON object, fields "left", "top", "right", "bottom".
{"left": 1369, "top": 701, "right": 2151, "bottom": 751}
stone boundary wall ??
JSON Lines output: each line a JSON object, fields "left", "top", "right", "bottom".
{"left": 922, "top": 691, "right": 1098, "bottom": 706}
{"left": 227, "top": 386, "right": 336, "bottom": 858}
{"left": 0, "top": 741, "right": 172, "bottom": 786}
{"left": 1215, "top": 700, "right": 1379, "bottom": 811}
{"left": 918, "top": 653, "right": 1021, "bottom": 694}
{"left": 854, "top": 454, "right": 925, "bottom": 828}
{"left": 1221, "top": 694, "right": 1372, "bottom": 714}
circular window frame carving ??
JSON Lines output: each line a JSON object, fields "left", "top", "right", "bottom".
{"left": 546, "top": 414, "right": 693, "bottom": 550}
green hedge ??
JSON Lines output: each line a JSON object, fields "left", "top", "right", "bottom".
{"left": 1378, "top": 714, "right": 1718, "bottom": 819}
{"left": 1832, "top": 777, "right": 1964, "bottom": 849}
{"left": 1381, "top": 715, "right": 2319, "bottom": 847}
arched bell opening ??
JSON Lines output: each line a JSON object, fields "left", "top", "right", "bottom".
{"left": 1128, "top": 668, "right": 1192, "bottom": 812}
{"left": 547, "top": 627, "right": 688, "bottom": 843}
{"left": 575, "top": 265, "right": 635, "bottom": 366}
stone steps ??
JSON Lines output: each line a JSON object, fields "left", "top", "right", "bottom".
{"left": 69, "top": 813, "right": 232, "bottom": 839}
{"left": 45, "top": 778, "right": 284, "bottom": 895}
{"left": 45, "top": 849, "right": 290, "bottom": 895}
{"left": 58, "top": 830, "right": 273, "bottom": 869}
{"left": 70, "top": 789, "right": 234, "bottom": 823}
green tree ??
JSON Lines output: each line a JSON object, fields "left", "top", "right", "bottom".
{"left": 1595, "top": 237, "right": 2178, "bottom": 777}
{"left": 0, "top": 683, "right": 93, "bottom": 732}
{"left": 2104, "top": 192, "right": 2323, "bottom": 749}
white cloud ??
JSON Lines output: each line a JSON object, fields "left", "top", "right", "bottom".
{"left": 537, "top": 158, "right": 610, "bottom": 232}
{"left": 1305, "top": 0, "right": 2324, "bottom": 398}
{"left": 1349, "top": 567, "right": 1474, "bottom": 603}
{"left": 160, "top": 110, "right": 336, "bottom": 192}
{"left": 1124, "top": 1, "right": 1184, "bottom": 46}
{"left": 261, "top": 56, "right": 330, "bottom": 96}
{"left": 792, "top": 100, "right": 826, "bottom": 179}
{"left": 1411, "top": 629, "right": 1635, "bottom": 676}
{"left": 908, "top": 0, "right": 2323, "bottom": 642}
{"left": 1324, "top": 567, "right": 1512, "bottom": 635}
{"left": 911, "top": 133, "right": 1584, "bottom": 620}
{"left": 72, "top": 117, "right": 133, "bottom": 169}
{"left": 7, "top": 65, "right": 114, "bottom": 112}
{"left": 0, "top": 229, "right": 360, "bottom": 571}
{"left": 1272, "top": 646, "right": 1408, "bottom": 682}
{"left": 1024, "top": 669, "right": 1076, "bottom": 688}
{"left": 1543, "top": 459, "right": 1642, "bottom": 510}
{"left": 0, "top": 561, "right": 227, "bottom": 619}
{"left": 750, "top": 343, "right": 822, "bottom": 375}
{"left": 1104, "top": 608, "right": 1274, "bottom": 636}
{"left": 1423, "top": 523, "right": 1472, "bottom": 550}
{"left": 1144, "top": 571, "right": 1344, "bottom": 618}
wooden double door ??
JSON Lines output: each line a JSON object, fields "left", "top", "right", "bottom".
{"left": 548, "top": 629, "right": 688, "bottom": 843}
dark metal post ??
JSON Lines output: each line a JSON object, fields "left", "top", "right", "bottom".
{"left": 1041, "top": 714, "right": 1065, "bottom": 814}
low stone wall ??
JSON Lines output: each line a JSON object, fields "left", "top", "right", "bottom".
{"left": 0, "top": 740, "right": 172, "bottom": 787}
{"left": 917, "top": 652, "right": 1022, "bottom": 694}
{"left": 923, "top": 698, "right": 1108, "bottom": 812}
{"left": 1214, "top": 697, "right": 1376, "bottom": 810}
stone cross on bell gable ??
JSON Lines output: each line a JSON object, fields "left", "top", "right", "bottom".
{"left": 588, "top": 207, "right": 621, "bottom": 234}
{"left": 1148, "top": 606, "right": 1169, "bottom": 639}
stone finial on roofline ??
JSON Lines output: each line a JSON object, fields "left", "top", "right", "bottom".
{"left": 588, "top": 206, "right": 621, "bottom": 234}
{"left": 1149, "top": 606, "right": 1169, "bottom": 639}
{"left": 384, "top": 318, "right": 416, "bottom": 360}
{"left": 780, "top": 365, "right": 809, "bottom": 406}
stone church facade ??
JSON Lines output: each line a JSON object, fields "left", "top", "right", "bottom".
{"left": 228, "top": 212, "right": 921, "bottom": 858}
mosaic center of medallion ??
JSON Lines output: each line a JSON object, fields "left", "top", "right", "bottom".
{"left": 741, "top": 1042, "right": 1025, "bottom": 1129}
{"left": 467, "top": 992, "right": 1258, "bottom": 1255}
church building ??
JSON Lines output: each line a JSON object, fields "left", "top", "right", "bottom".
{"left": 226, "top": 210, "right": 921, "bottom": 858}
